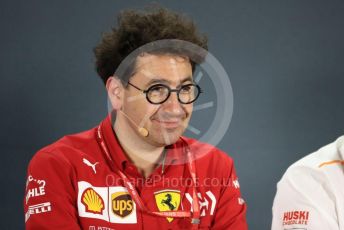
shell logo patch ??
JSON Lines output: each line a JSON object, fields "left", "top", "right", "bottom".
{"left": 154, "top": 190, "right": 181, "bottom": 222}
{"left": 81, "top": 188, "right": 105, "bottom": 214}
{"left": 111, "top": 192, "right": 134, "bottom": 218}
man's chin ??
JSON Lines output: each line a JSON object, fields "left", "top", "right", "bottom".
{"left": 151, "top": 133, "right": 181, "bottom": 146}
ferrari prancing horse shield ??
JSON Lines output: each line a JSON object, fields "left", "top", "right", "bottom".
{"left": 154, "top": 189, "right": 181, "bottom": 222}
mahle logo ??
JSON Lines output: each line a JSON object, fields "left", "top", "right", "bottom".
{"left": 111, "top": 192, "right": 134, "bottom": 218}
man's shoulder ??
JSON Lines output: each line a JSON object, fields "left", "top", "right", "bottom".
{"left": 288, "top": 137, "right": 341, "bottom": 171}
{"left": 30, "top": 126, "right": 98, "bottom": 167}
{"left": 280, "top": 136, "right": 343, "bottom": 185}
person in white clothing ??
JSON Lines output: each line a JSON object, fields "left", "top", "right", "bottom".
{"left": 272, "top": 136, "right": 344, "bottom": 230}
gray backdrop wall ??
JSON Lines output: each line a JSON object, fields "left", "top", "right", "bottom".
{"left": 1, "top": 0, "right": 344, "bottom": 229}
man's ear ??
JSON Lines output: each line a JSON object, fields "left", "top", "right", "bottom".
{"left": 106, "top": 76, "right": 124, "bottom": 110}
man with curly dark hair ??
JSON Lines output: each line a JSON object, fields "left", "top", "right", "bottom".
{"left": 24, "top": 7, "right": 248, "bottom": 230}
{"left": 94, "top": 8, "right": 208, "bottom": 84}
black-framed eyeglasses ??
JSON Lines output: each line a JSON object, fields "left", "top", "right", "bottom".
{"left": 127, "top": 82, "right": 202, "bottom": 104}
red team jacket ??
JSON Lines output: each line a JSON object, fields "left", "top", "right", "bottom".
{"left": 24, "top": 117, "right": 247, "bottom": 229}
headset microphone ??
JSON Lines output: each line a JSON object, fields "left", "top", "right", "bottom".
{"left": 118, "top": 110, "right": 149, "bottom": 137}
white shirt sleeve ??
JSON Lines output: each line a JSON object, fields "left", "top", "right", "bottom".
{"left": 271, "top": 166, "right": 339, "bottom": 230}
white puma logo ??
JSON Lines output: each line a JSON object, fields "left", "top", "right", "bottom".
{"left": 82, "top": 158, "right": 99, "bottom": 174}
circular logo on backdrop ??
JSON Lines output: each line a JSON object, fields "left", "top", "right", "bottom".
{"left": 107, "top": 39, "right": 233, "bottom": 165}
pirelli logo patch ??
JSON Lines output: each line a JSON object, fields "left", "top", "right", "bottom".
{"left": 25, "top": 202, "right": 52, "bottom": 222}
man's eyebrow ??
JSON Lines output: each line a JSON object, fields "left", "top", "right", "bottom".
{"left": 145, "top": 76, "right": 193, "bottom": 87}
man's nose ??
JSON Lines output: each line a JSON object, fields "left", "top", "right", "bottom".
{"left": 163, "top": 92, "right": 184, "bottom": 115}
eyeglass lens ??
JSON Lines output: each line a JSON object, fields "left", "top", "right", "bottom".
{"left": 147, "top": 84, "right": 200, "bottom": 104}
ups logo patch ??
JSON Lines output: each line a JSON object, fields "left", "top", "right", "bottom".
{"left": 111, "top": 192, "right": 134, "bottom": 218}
